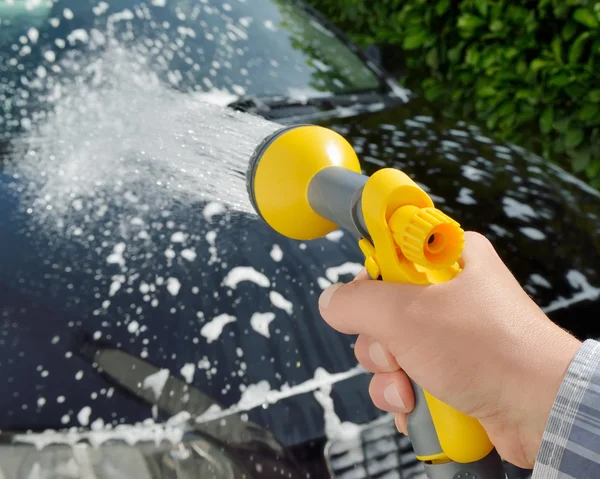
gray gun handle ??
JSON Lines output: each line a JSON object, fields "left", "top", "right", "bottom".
{"left": 407, "top": 379, "right": 506, "bottom": 479}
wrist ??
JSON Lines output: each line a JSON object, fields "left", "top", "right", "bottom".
{"left": 519, "top": 326, "right": 582, "bottom": 466}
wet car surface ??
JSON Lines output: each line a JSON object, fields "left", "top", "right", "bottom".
{"left": 1, "top": 0, "right": 599, "bottom": 478}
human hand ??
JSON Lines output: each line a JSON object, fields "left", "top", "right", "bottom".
{"left": 318, "top": 232, "right": 582, "bottom": 469}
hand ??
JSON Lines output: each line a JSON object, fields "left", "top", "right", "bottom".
{"left": 318, "top": 232, "right": 582, "bottom": 469}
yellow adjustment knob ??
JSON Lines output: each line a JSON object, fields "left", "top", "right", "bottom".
{"left": 389, "top": 206, "right": 464, "bottom": 269}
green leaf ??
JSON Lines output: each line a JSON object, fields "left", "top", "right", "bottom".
{"left": 569, "top": 32, "right": 591, "bottom": 64}
{"left": 548, "top": 73, "right": 571, "bottom": 87}
{"left": 588, "top": 90, "right": 600, "bottom": 102}
{"left": 579, "top": 104, "right": 599, "bottom": 121}
{"left": 551, "top": 36, "right": 563, "bottom": 63}
{"left": 457, "top": 14, "right": 486, "bottom": 30}
{"left": 586, "top": 157, "right": 600, "bottom": 178}
{"left": 570, "top": 149, "right": 591, "bottom": 172}
{"left": 403, "top": 30, "right": 428, "bottom": 49}
{"left": 474, "top": 0, "right": 488, "bottom": 17}
{"left": 531, "top": 58, "right": 551, "bottom": 71}
{"left": 465, "top": 47, "right": 480, "bottom": 66}
{"left": 562, "top": 21, "right": 579, "bottom": 41}
{"left": 504, "top": 47, "right": 520, "bottom": 59}
{"left": 489, "top": 19, "right": 503, "bottom": 32}
{"left": 540, "top": 105, "right": 554, "bottom": 133}
{"left": 435, "top": 0, "right": 451, "bottom": 16}
{"left": 426, "top": 48, "right": 439, "bottom": 69}
{"left": 573, "top": 8, "right": 599, "bottom": 28}
{"left": 554, "top": 116, "right": 571, "bottom": 133}
{"left": 565, "top": 127, "right": 585, "bottom": 149}
{"left": 478, "top": 85, "right": 497, "bottom": 97}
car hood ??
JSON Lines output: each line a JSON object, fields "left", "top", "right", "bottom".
{"left": 1, "top": 91, "right": 600, "bottom": 455}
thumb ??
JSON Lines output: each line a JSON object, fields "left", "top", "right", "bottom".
{"left": 318, "top": 275, "right": 430, "bottom": 338}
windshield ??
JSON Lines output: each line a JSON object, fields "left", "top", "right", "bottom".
{"left": 0, "top": 0, "right": 381, "bottom": 136}
{"left": 0, "top": 0, "right": 378, "bottom": 444}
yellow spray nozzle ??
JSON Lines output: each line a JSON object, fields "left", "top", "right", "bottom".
{"left": 388, "top": 205, "right": 464, "bottom": 270}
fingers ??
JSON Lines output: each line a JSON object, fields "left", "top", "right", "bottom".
{"left": 395, "top": 413, "right": 408, "bottom": 436}
{"left": 354, "top": 334, "right": 400, "bottom": 373}
{"left": 369, "top": 370, "right": 415, "bottom": 414}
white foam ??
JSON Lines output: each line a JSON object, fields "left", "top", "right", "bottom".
{"left": 180, "top": 363, "right": 195, "bottom": 384}
{"left": 270, "top": 244, "right": 283, "bottom": 262}
{"left": 519, "top": 227, "right": 546, "bottom": 240}
{"left": 530, "top": 274, "right": 552, "bottom": 289}
{"left": 142, "top": 369, "right": 170, "bottom": 399}
{"left": 196, "top": 365, "right": 365, "bottom": 423}
{"left": 170, "top": 231, "right": 187, "bottom": 243}
{"left": 201, "top": 314, "right": 236, "bottom": 343}
{"left": 166, "top": 277, "right": 181, "bottom": 296}
{"left": 325, "top": 262, "right": 363, "bottom": 283}
{"left": 503, "top": 197, "right": 538, "bottom": 221}
{"left": 180, "top": 248, "right": 197, "bottom": 261}
{"left": 269, "top": 291, "right": 293, "bottom": 315}
{"left": 456, "top": 187, "right": 476, "bottom": 205}
{"left": 106, "top": 242, "right": 126, "bottom": 266}
{"left": 314, "top": 372, "right": 361, "bottom": 441}
{"left": 63, "top": 8, "right": 74, "bottom": 19}
{"left": 67, "top": 29, "right": 89, "bottom": 44}
{"left": 77, "top": 407, "right": 91, "bottom": 426}
{"left": 127, "top": 320, "right": 139, "bottom": 333}
{"left": 27, "top": 27, "right": 39, "bottom": 44}
{"left": 223, "top": 266, "right": 270, "bottom": 289}
{"left": 317, "top": 277, "right": 332, "bottom": 289}
{"left": 151, "top": 0, "right": 166, "bottom": 6}
{"left": 203, "top": 202, "right": 226, "bottom": 221}
{"left": 325, "top": 230, "right": 344, "bottom": 242}
{"left": 250, "top": 312, "right": 275, "bottom": 338}
{"left": 543, "top": 270, "right": 600, "bottom": 313}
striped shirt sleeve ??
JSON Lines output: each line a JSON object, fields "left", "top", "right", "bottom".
{"left": 532, "top": 339, "right": 600, "bottom": 479}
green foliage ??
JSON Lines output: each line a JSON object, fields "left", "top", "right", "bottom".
{"left": 306, "top": 0, "right": 600, "bottom": 188}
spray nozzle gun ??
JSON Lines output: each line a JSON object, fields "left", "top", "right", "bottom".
{"left": 246, "top": 124, "right": 505, "bottom": 479}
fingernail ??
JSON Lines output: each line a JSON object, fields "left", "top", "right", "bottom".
{"left": 384, "top": 383, "right": 406, "bottom": 411}
{"left": 319, "top": 283, "right": 343, "bottom": 310}
{"left": 369, "top": 341, "right": 391, "bottom": 369}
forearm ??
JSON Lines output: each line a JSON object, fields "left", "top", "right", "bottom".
{"left": 533, "top": 339, "right": 600, "bottom": 478}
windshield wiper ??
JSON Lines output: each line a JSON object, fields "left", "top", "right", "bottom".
{"left": 227, "top": 88, "right": 391, "bottom": 116}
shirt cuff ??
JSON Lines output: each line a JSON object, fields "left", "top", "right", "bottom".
{"left": 532, "top": 339, "right": 600, "bottom": 479}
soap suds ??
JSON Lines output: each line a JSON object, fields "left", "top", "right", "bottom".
{"left": 180, "top": 248, "right": 197, "bottom": 261}
{"left": 203, "top": 202, "right": 226, "bottom": 221}
{"left": 196, "top": 365, "right": 365, "bottom": 424}
{"left": 519, "top": 227, "right": 546, "bottom": 240}
{"left": 269, "top": 291, "right": 293, "bottom": 315}
{"left": 127, "top": 320, "right": 139, "bottom": 333}
{"left": 250, "top": 312, "right": 276, "bottom": 338}
{"left": 270, "top": 244, "right": 283, "bottom": 262}
{"left": 142, "top": 369, "right": 170, "bottom": 399}
{"left": 77, "top": 406, "right": 91, "bottom": 426}
{"left": 223, "top": 266, "right": 270, "bottom": 289}
{"left": 317, "top": 277, "right": 332, "bottom": 289}
{"left": 166, "top": 277, "right": 181, "bottom": 296}
{"left": 180, "top": 363, "right": 195, "bottom": 384}
{"left": 314, "top": 376, "right": 361, "bottom": 441}
{"left": 170, "top": 231, "right": 187, "bottom": 243}
{"left": 325, "top": 262, "right": 363, "bottom": 283}
{"left": 325, "top": 230, "right": 344, "bottom": 242}
{"left": 201, "top": 314, "right": 236, "bottom": 343}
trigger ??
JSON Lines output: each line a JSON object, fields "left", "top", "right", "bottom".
{"left": 358, "top": 239, "right": 380, "bottom": 279}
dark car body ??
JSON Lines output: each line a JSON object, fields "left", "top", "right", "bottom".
{"left": 1, "top": 0, "right": 599, "bottom": 478}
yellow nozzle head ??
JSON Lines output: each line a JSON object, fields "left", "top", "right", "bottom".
{"left": 247, "top": 125, "right": 361, "bottom": 240}
{"left": 388, "top": 205, "right": 464, "bottom": 269}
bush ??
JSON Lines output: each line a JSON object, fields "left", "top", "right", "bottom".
{"left": 306, "top": 0, "right": 600, "bottom": 187}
